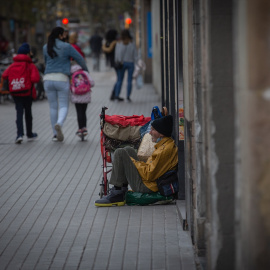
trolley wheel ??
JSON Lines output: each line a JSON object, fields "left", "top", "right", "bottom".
{"left": 103, "top": 165, "right": 110, "bottom": 196}
{"left": 99, "top": 178, "right": 105, "bottom": 198}
{"left": 77, "top": 133, "right": 85, "bottom": 141}
{"left": 99, "top": 185, "right": 104, "bottom": 198}
{"left": 104, "top": 178, "right": 110, "bottom": 196}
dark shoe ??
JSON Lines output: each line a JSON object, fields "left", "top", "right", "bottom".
{"left": 27, "top": 133, "right": 38, "bottom": 141}
{"left": 76, "top": 129, "right": 83, "bottom": 136}
{"left": 95, "top": 187, "right": 125, "bottom": 207}
{"left": 122, "top": 186, "right": 129, "bottom": 193}
{"left": 116, "top": 97, "right": 124, "bottom": 102}
{"left": 127, "top": 97, "right": 132, "bottom": 102}
{"left": 15, "top": 136, "right": 23, "bottom": 144}
{"left": 110, "top": 92, "right": 115, "bottom": 100}
{"left": 55, "top": 124, "right": 64, "bottom": 141}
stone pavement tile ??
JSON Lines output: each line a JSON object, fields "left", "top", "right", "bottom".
{"left": 0, "top": 57, "right": 196, "bottom": 269}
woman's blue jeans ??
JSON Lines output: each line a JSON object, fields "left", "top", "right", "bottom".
{"left": 115, "top": 62, "right": 134, "bottom": 99}
{"left": 44, "top": 80, "right": 70, "bottom": 135}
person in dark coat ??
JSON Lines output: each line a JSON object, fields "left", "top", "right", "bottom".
{"left": 89, "top": 31, "right": 103, "bottom": 71}
{"left": 102, "top": 29, "right": 120, "bottom": 100}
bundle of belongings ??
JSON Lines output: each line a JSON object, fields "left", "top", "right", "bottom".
{"left": 104, "top": 107, "right": 177, "bottom": 206}
{"left": 126, "top": 191, "right": 175, "bottom": 206}
{"left": 102, "top": 114, "right": 151, "bottom": 152}
{"left": 101, "top": 107, "right": 178, "bottom": 206}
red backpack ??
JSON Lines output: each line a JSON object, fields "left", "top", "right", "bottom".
{"left": 70, "top": 70, "right": 91, "bottom": 95}
{"left": 8, "top": 62, "right": 32, "bottom": 94}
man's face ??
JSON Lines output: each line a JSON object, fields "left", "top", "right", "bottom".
{"left": 149, "top": 126, "right": 162, "bottom": 143}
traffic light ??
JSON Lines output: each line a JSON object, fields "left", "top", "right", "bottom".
{"left": 62, "top": 18, "right": 69, "bottom": 25}
{"left": 125, "top": 17, "right": 132, "bottom": 29}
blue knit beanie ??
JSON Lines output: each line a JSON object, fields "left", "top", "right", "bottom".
{"left": 17, "top": 43, "right": 30, "bottom": 55}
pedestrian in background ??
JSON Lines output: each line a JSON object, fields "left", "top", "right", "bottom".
{"left": 43, "top": 27, "right": 88, "bottom": 142}
{"left": 0, "top": 34, "right": 9, "bottom": 56}
{"left": 114, "top": 29, "right": 137, "bottom": 102}
{"left": 69, "top": 31, "right": 94, "bottom": 138}
{"left": 2, "top": 43, "right": 40, "bottom": 144}
{"left": 102, "top": 29, "right": 119, "bottom": 101}
{"left": 89, "top": 30, "right": 102, "bottom": 71}
{"left": 62, "top": 28, "right": 69, "bottom": 43}
{"left": 70, "top": 63, "right": 95, "bottom": 138}
{"left": 69, "top": 32, "right": 85, "bottom": 58}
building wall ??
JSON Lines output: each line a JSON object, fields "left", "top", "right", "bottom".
{"left": 154, "top": 0, "right": 270, "bottom": 269}
{"left": 182, "top": 0, "right": 236, "bottom": 269}
{"left": 207, "top": 1, "right": 236, "bottom": 268}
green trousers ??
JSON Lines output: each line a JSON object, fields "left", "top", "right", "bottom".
{"left": 109, "top": 146, "right": 153, "bottom": 193}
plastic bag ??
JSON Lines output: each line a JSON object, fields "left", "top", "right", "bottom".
{"left": 126, "top": 191, "right": 175, "bottom": 206}
{"left": 137, "top": 133, "right": 156, "bottom": 161}
{"left": 136, "top": 74, "right": 143, "bottom": 89}
{"left": 151, "top": 106, "right": 163, "bottom": 120}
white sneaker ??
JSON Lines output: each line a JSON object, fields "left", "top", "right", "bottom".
{"left": 54, "top": 124, "right": 64, "bottom": 141}
{"left": 52, "top": 135, "right": 58, "bottom": 142}
{"left": 15, "top": 136, "right": 23, "bottom": 144}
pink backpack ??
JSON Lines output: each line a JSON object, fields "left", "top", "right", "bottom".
{"left": 71, "top": 70, "right": 91, "bottom": 95}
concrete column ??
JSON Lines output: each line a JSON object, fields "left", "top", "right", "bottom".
{"left": 140, "top": 0, "right": 152, "bottom": 83}
{"left": 182, "top": 0, "right": 196, "bottom": 240}
{"left": 193, "top": 0, "right": 207, "bottom": 258}
{"left": 151, "top": 1, "right": 162, "bottom": 96}
{"left": 204, "top": 0, "right": 236, "bottom": 269}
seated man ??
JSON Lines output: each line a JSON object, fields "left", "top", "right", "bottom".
{"left": 95, "top": 115, "right": 178, "bottom": 207}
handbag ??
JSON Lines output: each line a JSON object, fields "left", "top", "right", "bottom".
{"left": 114, "top": 61, "right": 123, "bottom": 69}
{"left": 156, "top": 170, "right": 179, "bottom": 196}
{"left": 114, "top": 44, "right": 127, "bottom": 70}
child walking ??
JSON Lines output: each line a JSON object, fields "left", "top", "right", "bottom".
{"left": 70, "top": 63, "right": 95, "bottom": 137}
{"left": 2, "top": 43, "right": 40, "bottom": 144}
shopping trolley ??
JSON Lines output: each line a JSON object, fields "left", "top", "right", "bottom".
{"left": 99, "top": 106, "right": 152, "bottom": 198}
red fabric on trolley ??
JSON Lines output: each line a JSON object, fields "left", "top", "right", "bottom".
{"left": 104, "top": 115, "right": 151, "bottom": 127}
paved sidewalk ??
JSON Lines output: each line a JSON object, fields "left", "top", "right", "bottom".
{"left": 0, "top": 58, "right": 197, "bottom": 270}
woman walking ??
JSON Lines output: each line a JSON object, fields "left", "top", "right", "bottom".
{"left": 114, "top": 29, "right": 137, "bottom": 102}
{"left": 43, "top": 27, "right": 88, "bottom": 142}
{"left": 102, "top": 29, "right": 120, "bottom": 101}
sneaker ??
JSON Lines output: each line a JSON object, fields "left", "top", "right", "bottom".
{"left": 95, "top": 187, "right": 126, "bottom": 207}
{"left": 27, "top": 133, "right": 38, "bottom": 141}
{"left": 15, "top": 136, "right": 23, "bottom": 144}
{"left": 122, "top": 186, "right": 129, "bottom": 193}
{"left": 116, "top": 97, "right": 124, "bottom": 102}
{"left": 55, "top": 124, "right": 64, "bottom": 142}
{"left": 82, "top": 128, "right": 88, "bottom": 136}
{"left": 110, "top": 92, "right": 115, "bottom": 101}
{"left": 52, "top": 135, "right": 58, "bottom": 142}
